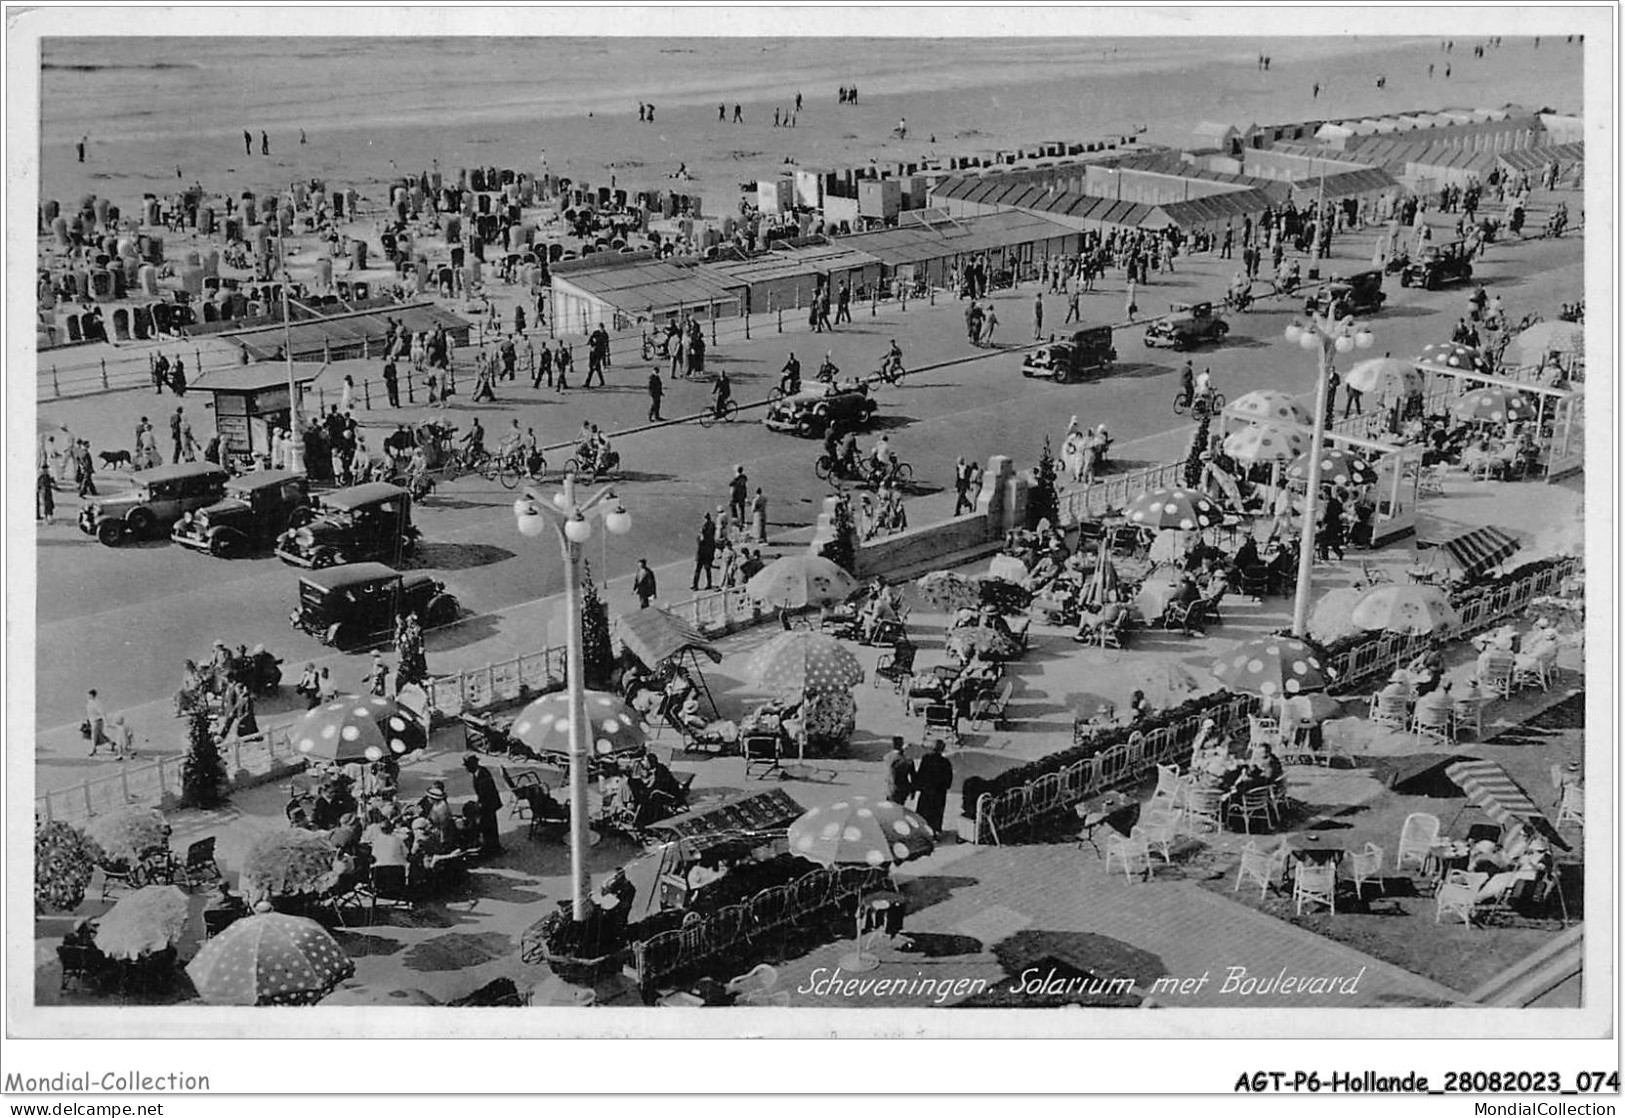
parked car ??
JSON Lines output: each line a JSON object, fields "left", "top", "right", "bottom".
{"left": 78, "top": 462, "right": 229, "bottom": 547}
{"left": 1399, "top": 241, "right": 1474, "bottom": 290}
{"left": 290, "top": 562, "right": 459, "bottom": 650}
{"left": 1143, "top": 302, "right": 1230, "bottom": 350}
{"left": 172, "top": 469, "right": 312, "bottom": 558}
{"left": 274, "top": 482, "right": 419, "bottom": 568}
{"left": 1022, "top": 325, "right": 1118, "bottom": 382}
{"left": 1305, "top": 269, "right": 1388, "bottom": 318}
{"left": 764, "top": 382, "right": 877, "bottom": 437}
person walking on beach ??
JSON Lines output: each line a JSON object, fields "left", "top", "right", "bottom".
{"left": 647, "top": 368, "right": 664, "bottom": 421}
{"left": 773, "top": 108, "right": 781, "bottom": 128}
{"left": 638, "top": 103, "right": 647, "bottom": 122}
{"left": 719, "top": 103, "right": 726, "bottom": 121}
{"left": 76, "top": 135, "right": 87, "bottom": 163}
{"left": 244, "top": 129, "right": 253, "bottom": 156}
{"left": 261, "top": 131, "right": 269, "bottom": 156}
{"left": 733, "top": 104, "right": 743, "bottom": 123}
{"left": 1033, "top": 291, "right": 1045, "bottom": 340}
{"left": 795, "top": 91, "right": 803, "bottom": 113}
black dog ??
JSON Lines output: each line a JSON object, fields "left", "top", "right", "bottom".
{"left": 98, "top": 449, "right": 133, "bottom": 470}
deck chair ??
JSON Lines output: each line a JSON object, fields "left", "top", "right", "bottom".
{"left": 1368, "top": 691, "right": 1410, "bottom": 729}
{"left": 1435, "top": 869, "right": 1490, "bottom": 926}
{"left": 361, "top": 864, "right": 416, "bottom": 924}
{"left": 1477, "top": 650, "right": 1516, "bottom": 699}
{"left": 742, "top": 733, "right": 781, "bottom": 779}
{"left": 1411, "top": 703, "right": 1454, "bottom": 746}
{"left": 1163, "top": 599, "right": 1207, "bottom": 636}
{"left": 178, "top": 837, "right": 223, "bottom": 890}
{"left": 968, "top": 680, "right": 1014, "bottom": 731}
{"left": 1513, "top": 645, "right": 1556, "bottom": 691}
{"left": 500, "top": 766, "right": 541, "bottom": 820}
{"left": 1236, "top": 564, "right": 1270, "bottom": 601}
{"left": 1137, "top": 807, "right": 1180, "bottom": 865}
{"left": 872, "top": 641, "right": 917, "bottom": 694}
{"left": 1103, "top": 833, "right": 1155, "bottom": 883}
{"left": 1234, "top": 841, "right": 1288, "bottom": 899}
{"left": 1149, "top": 763, "right": 1183, "bottom": 809}
{"left": 1225, "top": 788, "right": 1276, "bottom": 835}
{"left": 922, "top": 703, "right": 960, "bottom": 750}
{"left": 1349, "top": 842, "right": 1385, "bottom": 899}
{"left": 1395, "top": 812, "right": 1441, "bottom": 873}
{"left": 1293, "top": 861, "right": 1337, "bottom": 916}
{"left": 99, "top": 860, "right": 143, "bottom": 900}
{"left": 1555, "top": 782, "right": 1583, "bottom": 828}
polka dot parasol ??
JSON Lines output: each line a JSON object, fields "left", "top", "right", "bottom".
{"left": 1226, "top": 390, "right": 1312, "bottom": 427}
{"left": 787, "top": 796, "right": 935, "bottom": 868}
{"left": 186, "top": 910, "right": 354, "bottom": 1006}
{"left": 1222, "top": 423, "right": 1307, "bottom": 465}
{"left": 1510, "top": 320, "right": 1584, "bottom": 362}
{"left": 1349, "top": 583, "right": 1461, "bottom": 636}
{"left": 291, "top": 695, "right": 426, "bottom": 765}
{"left": 1415, "top": 341, "right": 1489, "bottom": 374}
{"left": 510, "top": 690, "right": 650, "bottom": 760}
{"left": 239, "top": 830, "right": 340, "bottom": 900}
{"left": 1452, "top": 386, "right": 1537, "bottom": 426}
{"left": 1210, "top": 635, "right": 1336, "bottom": 698}
{"left": 1344, "top": 357, "right": 1422, "bottom": 396}
{"left": 744, "top": 554, "right": 859, "bottom": 608}
{"left": 747, "top": 630, "right": 865, "bottom": 697}
{"left": 1124, "top": 487, "right": 1221, "bottom": 532}
{"left": 1285, "top": 446, "right": 1379, "bottom": 487}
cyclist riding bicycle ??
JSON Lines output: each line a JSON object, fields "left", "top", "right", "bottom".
{"left": 1179, "top": 359, "right": 1195, "bottom": 406}
{"left": 1227, "top": 271, "right": 1252, "bottom": 310}
{"left": 838, "top": 430, "right": 861, "bottom": 479}
{"left": 780, "top": 353, "right": 801, "bottom": 396}
{"left": 816, "top": 352, "right": 839, "bottom": 384}
{"left": 880, "top": 339, "right": 904, "bottom": 379}
{"left": 1193, "top": 367, "right": 1215, "bottom": 413}
{"left": 460, "top": 418, "right": 486, "bottom": 461}
{"left": 711, "top": 370, "right": 733, "bottom": 416}
{"left": 868, "top": 434, "right": 893, "bottom": 479}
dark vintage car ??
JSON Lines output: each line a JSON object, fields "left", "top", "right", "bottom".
{"left": 291, "top": 562, "right": 460, "bottom": 650}
{"left": 171, "top": 469, "right": 312, "bottom": 558}
{"left": 78, "top": 462, "right": 229, "bottom": 547}
{"left": 1022, "top": 325, "right": 1118, "bottom": 382}
{"left": 274, "top": 482, "right": 419, "bottom": 568}
{"left": 1143, "top": 302, "right": 1230, "bottom": 350}
{"left": 763, "top": 381, "right": 877, "bottom": 437}
{"left": 1305, "top": 269, "right": 1388, "bottom": 318}
{"left": 1399, "top": 241, "right": 1474, "bottom": 290}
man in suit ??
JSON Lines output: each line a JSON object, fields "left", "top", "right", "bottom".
{"left": 632, "top": 559, "right": 657, "bottom": 609}
{"left": 691, "top": 512, "right": 717, "bottom": 590}
{"left": 463, "top": 755, "right": 503, "bottom": 856}
{"left": 884, "top": 736, "right": 914, "bottom": 806}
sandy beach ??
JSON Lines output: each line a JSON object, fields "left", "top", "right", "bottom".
{"left": 40, "top": 34, "right": 1584, "bottom": 219}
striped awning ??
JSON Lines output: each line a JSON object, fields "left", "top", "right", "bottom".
{"left": 1444, "top": 759, "right": 1570, "bottom": 851}
{"left": 1440, "top": 526, "right": 1521, "bottom": 579}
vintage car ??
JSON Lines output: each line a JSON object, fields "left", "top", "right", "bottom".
{"left": 274, "top": 482, "right": 419, "bottom": 568}
{"left": 1022, "top": 325, "right": 1118, "bottom": 382}
{"left": 1143, "top": 302, "right": 1230, "bottom": 350}
{"left": 1305, "top": 269, "right": 1388, "bottom": 318}
{"left": 171, "top": 469, "right": 312, "bottom": 558}
{"left": 78, "top": 462, "right": 229, "bottom": 547}
{"left": 763, "top": 381, "right": 877, "bottom": 438}
{"left": 291, "top": 562, "right": 459, "bottom": 650}
{"left": 1399, "top": 241, "right": 1474, "bottom": 289}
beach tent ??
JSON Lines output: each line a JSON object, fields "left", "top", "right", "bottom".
{"left": 613, "top": 606, "right": 723, "bottom": 719}
{"left": 1443, "top": 759, "right": 1570, "bottom": 851}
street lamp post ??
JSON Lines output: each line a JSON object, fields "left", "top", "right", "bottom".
{"left": 514, "top": 472, "right": 632, "bottom": 920}
{"left": 1284, "top": 309, "right": 1374, "bottom": 638}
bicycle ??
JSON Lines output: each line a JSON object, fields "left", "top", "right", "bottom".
{"left": 480, "top": 448, "right": 529, "bottom": 490}
{"left": 564, "top": 449, "right": 623, "bottom": 481}
{"left": 1172, "top": 390, "right": 1225, "bottom": 418}
{"left": 698, "top": 398, "right": 740, "bottom": 428}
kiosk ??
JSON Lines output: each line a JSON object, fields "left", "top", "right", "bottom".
{"left": 194, "top": 363, "right": 323, "bottom": 467}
